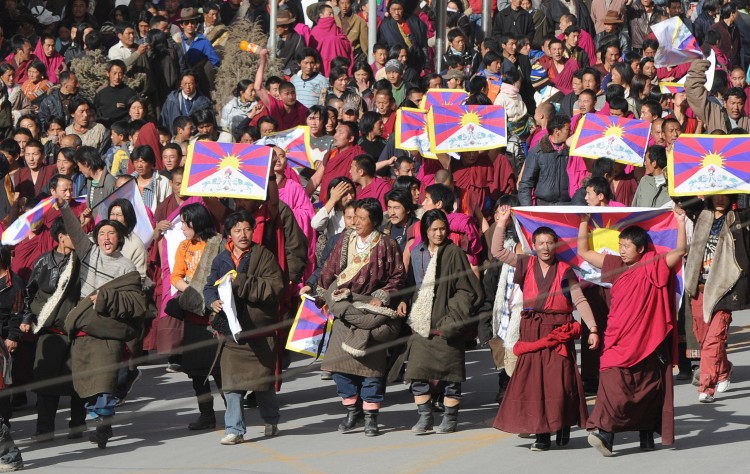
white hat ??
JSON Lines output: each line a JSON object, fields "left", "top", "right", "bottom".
{"left": 31, "top": 5, "right": 61, "bottom": 26}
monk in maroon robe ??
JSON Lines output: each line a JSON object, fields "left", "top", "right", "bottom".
{"left": 577, "top": 213, "right": 686, "bottom": 456}
{"left": 450, "top": 152, "right": 493, "bottom": 218}
{"left": 313, "top": 122, "right": 366, "bottom": 203}
{"left": 492, "top": 211, "right": 599, "bottom": 451}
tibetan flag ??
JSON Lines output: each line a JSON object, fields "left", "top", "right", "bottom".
{"left": 659, "top": 82, "right": 685, "bottom": 95}
{"left": 93, "top": 177, "right": 154, "bottom": 247}
{"left": 1, "top": 196, "right": 86, "bottom": 246}
{"left": 419, "top": 88, "right": 468, "bottom": 112}
{"left": 569, "top": 114, "right": 651, "bottom": 166}
{"left": 395, "top": 108, "right": 437, "bottom": 159}
{"left": 2, "top": 196, "right": 55, "bottom": 245}
{"left": 182, "top": 141, "right": 273, "bottom": 200}
{"left": 511, "top": 206, "right": 683, "bottom": 301}
{"left": 286, "top": 295, "right": 333, "bottom": 358}
{"left": 428, "top": 105, "right": 507, "bottom": 153}
{"left": 256, "top": 126, "right": 315, "bottom": 169}
{"left": 651, "top": 16, "right": 703, "bottom": 67}
{"left": 669, "top": 134, "right": 750, "bottom": 196}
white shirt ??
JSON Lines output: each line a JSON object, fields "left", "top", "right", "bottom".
{"left": 108, "top": 41, "right": 133, "bottom": 61}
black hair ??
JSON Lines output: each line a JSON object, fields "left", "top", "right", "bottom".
{"left": 191, "top": 108, "right": 217, "bottom": 127}
{"left": 532, "top": 226, "right": 559, "bottom": 243}
{"left": 586, "top": 177, "right": 614, "bottom": 200}
{"left": 647, "top": 145, "right": 668, "bottom": 169}
{"left": 0, "top": 244, "right": 10, "bottom": 270}
{"left": 563, "top": 25, "right": 581, "bottom": 37}
{"left": 338, "top": 121, "right": 360, "bottom": 142}
{"left": 578, "top": 89, "right": 597, "bottom": 102}
{"left": 373, "top": 42, "right": 388, "bottom": 53}
{"left": 162, "top": 142, "right": 182, "bottom": 159}
{"left": 591, "top": 157, "right": 615, "bottom": 178}
{"left": 726, "top": 87, "right": 747, "bottom": 102}
{"left": 329, "top": 66, "right": 350, "bottom": 86}
{"left": 75, "top": 146, "right": 106, "bottom": 170}
{"left": 720, "top": 3, "right": 737, "bottom": 19}
{"left": 483, "top": 51, "right": 503, "bottom": 67}
{"left": 27, "top": 60, "right": 48, "bottom": 80}
{"left": 50, "top": 217, "right": 68, "bottom": 243}
{"left": 48, "top": 174, "right": 73, "bottom": 192}
{"left": 547, "top": 114, "right": 571, "bottom": 135}
{"left": 173, "top": 115, "right": 193, "bottom": 133}
{"left": 612, "top": 62, "right": 634, "bottom": 85}
{"left": 619, "top": 225, "right": 649, "bottom": 252}
{"left": 642, "top": 38, "right": 659, "bottom": 52}
{"left": 425, "top": 183, "right": 455, "bottom": 212}
{"left": 180, "top": 203, "right": 217, "bottom": 241}
{"left": 223, "top": 210, "right": 257, "bottom": 238}
{"left": 107, "top": 59, "right": 126, "bottom": 73}
{"left": 504, "top": 68, "right": 520, "bottom": 84}
{"left": 69, "top": 96, "right": 92, "bottom": 116}
{"left": 609, "top": 96, "right": 629, "bottom": 114}
{"left": 129, "top": 119, "right": 147, "bottom": 138}
{"left": 352, "top": 154, "right": 376, "bottom": 177}
{"left": 385, "top": 188, "right": 415, "bottom": 215}
{"left": 46, "top": 116, "right": 67, "bottom": 131}
{"left": 10, "top": 35, "right": 30, "bottom": 53}
{"left": 264, "top": 76, "right": 283, "bottom": 89}
{"left": 0, "top": 139, "right": 20, "bottom": 160}
{"left": 641, "top": 100, "right": 662, "bottom": 118}
{"left": 131, "top": 145, "right": 157, "bottom": 165}
{"left": 84, "top": 30, "right": 102, "bottom": 51}
{"left": 327, "top": 176, "right": 356, "bottom": 200}
{"left": 114, "top": 21, "right": 134, "bottom": 35}
{"left": 355, "top": 198, "right": 384, "bottom": 228}
{"left": 359, "top": 111, "right": 381, "bottom": 136}
{"left": 111, "top": 120, "right": 130, "bottom": 138}
{"left": 392, "top": 175, "right": 421, "bottom": 194}
{"left": 108, "top": 198, "right": 137, "bottom": 236}
{"left": 420, "top": 208, "right": 451, "bottom": 244}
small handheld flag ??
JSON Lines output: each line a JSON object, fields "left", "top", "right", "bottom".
{"left": 256, "top": 126, "right": 315, "bottom": 169}
{"left": 395, "top": 108, "right": 437, "bottom": 159}
{"left": 569, "top": 114, "right": 651, "bottom": 167}
{"left": 419, "top": 88, "right": 468, "bottom": 112}
{"left": 428, "top": 105, "right": 507, "bottom": 153}
{"left": 93, "top": 177, "right": 155, "bottom": 246}
{"left": 286, "top": 295, "right": 332, "bottom": 358}
{"left": 669, "top": 134, "right": 750, "bottom": 196}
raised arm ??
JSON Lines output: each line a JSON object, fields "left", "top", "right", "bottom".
{"left": 254, "top": 48, "right": 271, "bottom": 109}
{"left": 60, "top": 200, "right": 92, "bottom": 258}
{"left": 665, "top": 209, "right": 687, "bottom": 269}
{"left": 577, "top": 214, "right": 605, "bottom": 269}
{"left": 490, "top": 205, "right": 518, "bottom": 266}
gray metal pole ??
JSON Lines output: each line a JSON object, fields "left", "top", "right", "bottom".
{"left": 435, "top": 0, "right": 446, "bottom": 73}
{"left": 368, "top": 0, "right": 377, "bottom": 63}
{"left": 482, "top": 0, "right": 492, "bottom": 41}
{"left": 268, "top": 0, "right": 277, "bottom": 59}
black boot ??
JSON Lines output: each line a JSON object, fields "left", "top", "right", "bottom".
{"left": 90, "top": 416, "right": 113, "bottom": 449}
{"left": 530, "top": 432, "right": 551, "bottom": 451}
{"left": 496, "top": 370, "right": 510, "bottom": 404}
{"left": 411, "top": 402, "right": 434, "bottom": 434}
{"left": 338, "top": 403, "right": 364, "bottom": 432}
{"left": 555, "top": 426, "right": 570, "bottom": 446}
{"left": 588, "top": 428, "right": 614, "bottom": 457}
{"left": 639, "top": 430, "right": 655, "bottom": 451}
{"left": 363, "top": 410, "right": 379, "bottom": 437}
{"left": 188, "top": 402, "right": 216, "bottom": 430}
{"left": 436, "top": 405, "right": 459, "bottom": 434}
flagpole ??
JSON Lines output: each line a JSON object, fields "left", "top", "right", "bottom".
{"left": 435, "top": 0, "right": 447, "bottom": 73}
{"left": 368, "top": 0, "right": 377, "bottom": 63}
{"left": 482, "top": 0, "right": 492, "bottom": 41}
{"left": 268, "top": 0, "right": 277, "bottom": 60}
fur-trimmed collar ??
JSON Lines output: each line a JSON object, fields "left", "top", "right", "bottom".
{"left": 408, "top": 245, "right": 440, "bottom": 337}
{"left": 539, "top": 134, "right": 567, "bottom": 154}
{"left": 34, "top": 253, "right": 77, "bottom": 334}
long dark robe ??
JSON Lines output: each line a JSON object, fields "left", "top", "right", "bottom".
{"left": 493, "top": 256, "right": 587, "bottom": 434}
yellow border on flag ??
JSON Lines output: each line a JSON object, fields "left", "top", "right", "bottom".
{"left": 667, "top": 133, "right": 750, "bottom": 197}
{"left": 285, "top": 295, "right": 333, "bottom": 358}
{"left": 428, "top": 105, "right": 507, "bottom": 154}
{"left": 181, "top": 141, "right": 273, "bottom": 200}
{"left": 418, "top": 88, "right": 469, "bottom": 110}
{"left": 658, "top": 82, "right": 685, "bottom": 94}
{"left": 395, "top": 107, "right": 421, "bottom": 152}
{"left": 568, "top": 115, "right": 649, "bottom": 166}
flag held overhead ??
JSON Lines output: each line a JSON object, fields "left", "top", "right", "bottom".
{"left": 428, "top": 105, "right": 507, "bottom": 153}
{"left": 569, "top": 114, "right": 651, "bottom": 167}
{"left": 668, "top": 134, "right": 750, "bottom": 196}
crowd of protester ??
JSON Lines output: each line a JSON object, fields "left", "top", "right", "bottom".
{"left": 0, "top": 0, "right": 747, "bottom": 470}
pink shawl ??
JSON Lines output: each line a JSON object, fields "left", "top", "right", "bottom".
{"left": 309, "top": 17, "right": 353, "bottom": 76}
{"left": 278, "top": 179, "right": 316, "bottom": 283}
{"left": 34, "top": 39, "right": 65, "bottom": 84}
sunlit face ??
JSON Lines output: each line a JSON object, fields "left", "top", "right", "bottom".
{"left": 24, "top": 146, "right": 43, "bottom": 170}
{"left": 27, "top": 66, "right": 41, "bottom": 83}
{"left": 426, "top": 218, "right": 448, "bottom": 247}
{"left": 578, "top": 94, "right": 595, "bottom": 114}
{"left": 451, "top": 35, "right": 466, "bottom": 52}
{"left": 663, "top": 121, "right": 681, "bottom": 145}
{"left": 19, "top": 117, "right": 38, "bottom": 138}
{"left": 387, "top": 200, "right": 407, "bottom": 225}
{"left": 180, "top": 217, "right": 196, "bottom": 240}
{"left": 181, "top": 75, "right": 196, "bottom": 96}
{"left": 349, "top": 160, "right": 362, "bottom": 182}
{"left": 273, "top": 148, "right": 287, "bottom": 173}
{"left": 398, "top": 48, "right": 408, "bottom": 63}
{"left": 339, "top": 0, "right": 352, "bottom": 15}
{"left": 56, "top": 153, "right": 76, "bottom": 175}
{"left": 584, "top": 187, "right": 605, "bottom": 206}
{"left": 354, "top": 68, "right": 370, "bottom": 85}
{"left": 133, "top": 157, "right": 154, "bottom": 177}
{"left": 571, "top": 77, "right": 583, "bottom": 96}
{"left": 609, "top": 108, "right": 624, "bottom": 117}
{"left": 306, "top": 112, "right": 322, "bottom": 134}
{"left": 1, "top": 69, "right": 14, "bottom": 87}
{"left": 726, "top": 95, "right": 745, "bottom": 120}
{"left": 333, "top": 124, "right": 352, "bottom": 148}
{"left": 619, "top": 238, "right": 643, "bottom": 265}
{"left": 138, "top": 20, "right": 150, "bottom": 37}
{"left": 299, "top": 56, "right": 315, "bottom": 76}
{"left": 48, "top": 122, "right": 65, "bottom": 140}
{"left": 410, "top": 184, "right": 420, "bottom": 205}
{"left": 14, "top": 133, "right": 29, "bottom": 153}
{"left": 652, "top": 119, "right": 665, "bottom": 145}
{"left": 326, "top": 110, "right": 337, "bottom": 133}
{"left": 343, "top": 206, "right": 356, "bottom": 228}
{"left": 52, "top": 178, "right": 74, "bottom": 202}
{"left": 550, "top": 123, "right": 571, "bottom": 143}
{"left": 229, "top": 221, "right": 254, "bottom": 250}
{"left": 731, "top": 70, "right": 747, "bottom": 88}
{"left": 582, "top": 73, "right": 598, "bottom": 92}
{"left": 109, "top": 206, "right": 128, "bottom": 226}
{"left": 204, "top": 8, "right": 219, "bottom": 26}
{"left": 422, "top": 193, "right": 437, "bottom": 211}
{"left": 162, "top": 148, "right": 179, "bottom": 170}
{"left": 354, "top": 207, "right": 375, "bottom": 237}
{"left": 259, "top": 121, "right": 276, "bottom": 136}
{"left": 643, "top": 46, "right": 657, "bottom": 58}
{"left": 610, "top": 69, "right": 622, "bottom": 86}
{"left": 606, "top": 47, "right": 620, "bottom": 67}
{"left": 389, "top": 3, "right": 404, "bottom": 21}
{"left": 43, "top": 38, "right": 55, "bottom": 58}
{"left": 333, "top": 74, "right": 349, "bottom": 93}
{"left": 374, "top": 48, "right": 387, "bottom": 65}
{"left": 565, "top": 32, "right": 580, "bottom": 48}
{"left": 550, "top": 43, "right": 563, "bottom": 62}
{"left": 97, "top": 225, "right": 120, "bottom": 255}
{"left": 642, "top": 61, "right": 656, "bottom": 79}
{"left": 532, "top": 233, "right": 556, "bottom": 263}
{"left": 640, "top": 105, "right": 655, "bottom": 122}
{"left": 129, "top": 100, "right": 144, "bottom": 120}
{"left": 118, "top": 27, "right": 135, "bottom": 48}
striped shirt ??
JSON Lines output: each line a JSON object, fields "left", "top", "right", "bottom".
{"left": 290, "top": 72, "right": 329, "bottom": 108}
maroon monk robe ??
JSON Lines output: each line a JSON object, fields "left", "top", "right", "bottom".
{"left": 452, "top": 154, "right": 493, "bottom": 217}
{"left": 13, "top": 165, "right": 58, "bottom": 204}
{"left": 319, "top": 145, "right": 366, "bottom": 203}
{"left": 494, "top": 255, "right": 588, "bottom": 435}
{"left": 548, "top": 58, "right": 580, "bottom": 95}
{"left": 492, "top": 152, "right": 516, "bottom": 198}
{"left": 611, "top": 174, "right": 638, "bottom": 206}
{"left": 11, "top": 232, "right": 44, "bottom": 283}
{"left": 357, "top": 176, "right": 391, "bottom": 209}
{"left": 127, "top": 122, "right": 164, "bottom": 174}
{"left": 587, "top": 253, "right": 677, "bottom": 445}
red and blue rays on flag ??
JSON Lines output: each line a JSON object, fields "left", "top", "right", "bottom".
{"left": 419, "top": 88, "right": 468, "bottom": 112}
{"left": 1, "top": 196, "right": 85, "bottom": 245}
{"left": 659, "top": 82, "right": 685, "bottom": 95}
{"left": 669, "top": 134, "right": 750, "bottom": 196}
{"left": 395, "top": 108, "right": 436, "bottom": 158}
{"left": 256, "top": 126, "right": 314, "bottom": 169}
{"left": 569, "top": 114, "right": 651, "bottom": 166}
{"left": 182, "top": 141, "right": 273, "bottom": 200}
{"left": 286, "top": 295, "right": 332, "bottom": 358}
{"left": 511, "top": 206, "right": 682, "bottom": 297}
{"left": 428, "top": 104, "right": 507, "bottom": 153}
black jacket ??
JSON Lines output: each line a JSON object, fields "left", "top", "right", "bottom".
{"left": 22, "top": 251, "right": 80, "bottom": 333}
{"left": 0, "top": 271, "right": 24, "bottom": 342}
{"left": 518, "top": 134, "right": 571, "bottom": 206}
{"left": 39, "top": 89, "right": 79, "bottom": 128}
{"left": 493, "top": 7, "right": 535, "bottom": 41}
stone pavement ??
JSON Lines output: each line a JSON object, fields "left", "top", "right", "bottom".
{"left": 9, "top": 311, "right": 750, "bottom": 473}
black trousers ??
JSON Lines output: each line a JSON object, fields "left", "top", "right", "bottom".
{"left": 36, "top": 393, "right": 87, "bottom": 434}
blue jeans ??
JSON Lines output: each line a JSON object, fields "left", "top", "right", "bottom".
{"left": 224, "top": 390, "right": 280, "bottom": 436}
{"left": 410, "top": 380, "right": 462, "bottom": 400}
{"left": 469, "top": 13, "right": 484, "bottom": 43}
{"left": 333, "top": 373, "right": 384, "bottom": 410}
{"left": 85, "top": 393, "right": 118, "bottom": 418}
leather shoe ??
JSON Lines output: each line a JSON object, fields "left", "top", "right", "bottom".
{"left": 530, "top": 433, "right": 551, "bottom": 451}
{"left": 639, "top": 430, "right": 655, "bottom": 451}
{"left": 588, "top": 429, "right": 614, "bottom": 457}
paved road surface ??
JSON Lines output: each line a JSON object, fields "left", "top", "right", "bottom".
{"left": 10, "top": 311, "right": 750, "bottom": 473}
